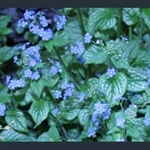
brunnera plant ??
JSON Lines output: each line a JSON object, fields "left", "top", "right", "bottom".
{"left": 0, "top": 8, "right": 150, "bottom": 142}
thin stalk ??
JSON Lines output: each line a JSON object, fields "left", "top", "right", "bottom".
{"left": 117, "top": 8, "right": 123, "bottom": 38}
{"left": 54, "top": 47, "right": 81, "bottom": 90}
{"left": 129, "top": 26, "right": 132, "bottom": 41}
{"left": 77, "top": 8, "right": 86, "bottom": 34}
{"left": 49, "top": 113, "right": 68, "bottom": 141}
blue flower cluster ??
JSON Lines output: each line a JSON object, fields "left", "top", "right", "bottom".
{"left": 24, "top": 69, "right": 40, "bottom": 80}
{"left": 53, "top": 81, "right": 75, "bottom": 100}
{"left": 70, "top": 41, "right": 85, "bottom": 56}
{"left": 8, "top": 79, "right": 26, "bottom": 90}
{"left": 88, "top": 127, "right": 97, "bottom": 138}
{"left": 116, "top": 118, "right": 125, "bottom": 128}
{"left": 106, "top": 68, "right": 116, "bottom": 78}
{"left": 77, "top": 92, "right": 86, "bottom": 101}
{"left": 0, "top": 103, "right": 6, "bottom": 116}
{"left": 88, "top": 102, "right": 111, "bottom": 138}
{"left": 18, "top": 10, "right": 53, "bottom": 41}
{"left": 53, "top": 15, "right": 67, "bottom": 31}
{"left": 50, "top": 61, "right": 62, "bottom": 75}
{"left": 84, "top": 33, "right": 92, "bottom": 44}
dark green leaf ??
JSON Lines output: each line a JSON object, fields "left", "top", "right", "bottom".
{"left": 0, "top": 46, "right": 15, "bottom": 62}
{"left": 88, "top": 8, "right": 117, "bottom": 34}
{"left": 5, "top": 110, "right": 28, "bottom": 132}
{"left": 28, "top": 100, "right": 50, "bottom": 128}
{"left": 123, "top": 8, "right": 140, "bottom": 25}
{"left": 54, "top": 31, "right": 69, "bottom": 47}
{"left": 0, "top": 27, "right": 13, "bottom": 35}
{"left": 83, "top": 45, "right": 107, "bottom": 64}
{"left": 44, "top": 40, "right": 54, "bottom": 53}
{"left": 142, "top": 8, "right": 150, "bottom": 29}
{"left": 0, "top": 15, "right": 11, "bottom": 28}
{"left": 0, "top": 91, "right": 11, "bottom": 103}
{"left": 99, "top": 73, "right": 127, "bottom": 106}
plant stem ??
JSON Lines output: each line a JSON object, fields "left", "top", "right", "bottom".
{"left": 54, "top": 47, "right": 80, "bottom": 90}
{"left": 129, "top": 26, "right": 132, "bottom": 41}
{"left": 49, "top": 113, "right": 68, "bottom": 141}
{"left": 117, "top": 8, "right": 123, "bottom": 38}
{"left": 77, "top": 8, "right": 86, "bottom": 34}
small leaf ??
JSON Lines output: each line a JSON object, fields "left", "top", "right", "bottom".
{"left": 142, "top": 8, "right": 150, "bottom": 29}
{"left": 5, "top": 110, "right": 28, "bottom": 132}
{"left": 0, "top": 15, "right": 11, "bottom": 28}
{"left": 28, "top": 100, "right": 50, "bottom": 128}
{"left": 0, "top": 91, "right": 11, "bottom": 103}
{"left": 123, "top": 8, "right": 140, "bottom": 25}
{"left": 44, "top": 40, "right": 54, "bottom": 53}
{"left": 83, "top": 45, "right": 107, "bottom": 64}
{"left": 0, "top": 46, "right": 15, "bottom": 62}
{"left": 54, "top": 31, "right": 68, "bottom": 47}
{"left": 99, "top": 72, "right": 127, "bottom": 106}
{"left": 38, "top": 126, "right": 61, "bottom": 142}
{"left": 0, "top": 129, "right": 31, "bottom": 142}
{"left": 126, "top": 125, "right": 140, "bottom": 139}
{"left": 30, "top": 80, "right": 43, "bottom": 98}
{"left": 78, "top": 109, "right": 90, "bottom": 126}
{"left": 111, "top": 57, "right": 131, "bottom": 70}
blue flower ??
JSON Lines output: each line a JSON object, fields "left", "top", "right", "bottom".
{"left": 8, "top": 79, "right": 26, "bottom": 90}
{"left": 116, "top": 118, "right": 125, "bottom": 128}
{"left": 31, "top": 71, "right": 40, "bottom": 80}
{"left": 39, "top": 16, "right": 49, "bottom": 27}
{"left": 106, "top": 68, "right": 116, "bottom": 78}
{"left": 143, "top": 117, "right": 150, "bottom": 127}
{"left": 24, "top": 10, "right": 35, "bottom": 20}
{"left": 84, "top": 33, "right": 92, "bottom": 44}
{"left": 53, "top": 90, "right": 62, "bottom": 99}
{"left": 18, "top": 18, "right": 28, "bottom": 28}
{"left": 24, "top": 69, "right": 32, "bottom": 78}
{"left": 70, "top": 41, "right": 85, "bottom": 56}
{"left": 77, "top": 93, "right": 86, "bottom": 101}
{"left": 88, "top": 127, "right": 96, "bottom": 138}
{"left": 0, "top": 103, "right": 6, "bottom": 117}
{"left": 54, "top": 15, "right": 67, "bottom": 31}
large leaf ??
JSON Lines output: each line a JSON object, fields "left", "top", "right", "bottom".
{"left": 5, "top": 110, "right": 28, "bottom": 132}
{"left": 0, "top": 130, "right": 31, "bottom": 142}
{"left": 28, "top": 100, "right": 50, "bottom": 128}
{"left": 83, "top": 45, "right": 107, "bottom": 64}
{"left": 78, "top": 109, "right": 90, "bottom": 126}
{"left": 0, "top": 15, "right": 11, "bottom": 28}
{"left": 123, "top": 8, "right": 140, "bottom": 25}
{"left": 142, "top": 8, "right": 150, "bottom": 29}
{"left": 61, "top": 109, "right": 80, "bottom": 121}
{"left": 111, "top": 57, "right": 131, "bottom": 70}
{"left": 54, "top": 31, "right": 69, "bottom": 47}
{"left": 127, "top": 79, "right": 149, "bottom": 92}
{"left": 44, "top": 40, "right": 54, "bottom": 53}
{"left": 0, "top": 46, "right": 15, "bottom": 62}
{"left": 64, "top": 20, "right": 83, "bottom": 43}
{"left": 99, "top": 72, "right": 127, "bottom": 106}
{"left": 38, "top": 126, "right": 61, "bottom": 142}
{"left": 88, "top": 8, "right": 117, "bottom": 34}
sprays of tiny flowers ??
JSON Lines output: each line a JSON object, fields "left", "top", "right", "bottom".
{"left": 8, "top": 79, "right": 26, "bottom": 90}
{"left": 53, "top": 15, "right": 67, "bottom": 31}
{"left": 24, "top": 69, "right": 40, "bottom": 80}
{"left": 0, "top": 104, "right": 6, "bottom": 117}
{"left": 84, "top": 33, "right": 92, "bottom": 44}
{"left": 70, "top": 41, "right": 85, "bottom": 56}
{"left": 18, "top": 10, "right": 53, "bottom": 41}
{"left": 53, "top": 90, "right": 62, "bottom": 99}
{"left": 106, "top": 68, "right": 116, "bottom": 78}
{"left": 88, "top": 127, "right": 97, "bottom": 138}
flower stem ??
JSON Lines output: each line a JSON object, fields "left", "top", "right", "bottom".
{"left": 129, "top": 26, "right": 132, "bottom": 41}
{"left": 77, "top": 8, "right": 86, "bottom": 34}
{"left": 54, "top": 47, "right": 81, "bottom": 90}
{"left": 117, "top": 8, "right": 123, "bottom": 38}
